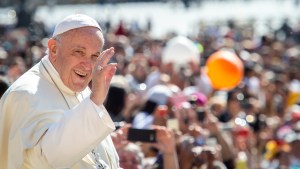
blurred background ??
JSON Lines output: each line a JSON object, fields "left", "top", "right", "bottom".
{"left": 1, "top": 0, "right": 300, "bottom": 38}
{"left": 1, "top": 0, "right": 300, "bottom": 169}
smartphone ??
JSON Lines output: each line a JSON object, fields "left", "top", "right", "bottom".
{"left": 167, "top": 118, "right": 179, "bottom": 131}
{"left": 196, "top": 108, "right": 206, "bottom": 122}
{"left": 205, "top": 137, "right": 218, "bottom": 147}
{"left": 127, "top": 128, "right": 157, "bottom": 143}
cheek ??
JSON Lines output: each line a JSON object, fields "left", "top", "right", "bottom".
{"left": 55, "top": 58, "right": 75, "bottom": 79}
{"left": 91, "top": 63, "right": 96, "bottom": 71}
{"left": 58, "top": 58, "right": 70, "bottom": 71}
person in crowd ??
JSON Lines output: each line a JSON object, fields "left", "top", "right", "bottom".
{"left": 132, "top": 84, "right": 173, "bottom": 129}
{"left": 5, "top": 56, "right": 27, "bottom": 84}
{"left": 116, "top": 125, "right": 179, "bottom": 169}
{"left": 0, "top": 76, "right": 9, "bottom": 98}
{"left": 0, "top": 14, "right": 128, "bottom": 169}
{"left": 1, "top": 5, "right": 300, "bottom": 169}
{"left": 105, "top": 75, "right": 129, "bottom": 122}
{"left": 126, "top": 55, "right": 150, "bottom": 93}
{"left": 218, "top": 90, "right": 244, "bottom": 123}
{"left": 274, "top": 104, "right": 300, "bottom": 168}
{"left": 104, "top": 75, "right": 142, "bottom": 124}
{"left": 117, "top": 142, "right": 144, "bottom": 169}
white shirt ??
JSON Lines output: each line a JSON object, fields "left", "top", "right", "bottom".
{"left": 0, "top": 56, "right": 120, "bottom": 169}
{"left": 132, "top": 111, "right": 154, "bottom": 129}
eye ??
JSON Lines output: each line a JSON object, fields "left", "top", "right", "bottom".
{"left": 91, "top": 54, "right": 99, "bottom": 61}
{"left": 75, "top": 50, "right": 84, "bottom": 55}
{"left": 92, "top": 54, "right": 99, "bottom": 59}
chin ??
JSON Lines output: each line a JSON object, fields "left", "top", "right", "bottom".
{"left": 72, "top": 84, "right": 88, "bottom": 92}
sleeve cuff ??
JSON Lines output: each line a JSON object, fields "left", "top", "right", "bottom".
{"left": 90, "top": 98, "right": 104, "bottom": 118}
{"left": 89, "top": 98, "right": 116, "bottom": 130}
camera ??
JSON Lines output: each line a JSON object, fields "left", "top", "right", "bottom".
{"left": 127, "top": 128, "right": 157, "bottom": 143}
{"left": 196, "top": 107, "right": 206, "bottom": 122}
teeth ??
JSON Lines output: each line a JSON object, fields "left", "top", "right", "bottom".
{"left": 75, "top": 70, "right": 87, "bottom": 76}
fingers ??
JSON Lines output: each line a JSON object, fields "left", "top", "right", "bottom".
{"left": 111, "top": 128, "right": 129, "bottom": 150}
{"left": 98, "top": 47, "right": 115, "bottom": 67}
{"left": 154, "top": 126, "right": 177, "bottom": 154}
{"left": 153, "top": 125, "right": 173, "bottom": 142}
{"left": 90, "top": 47, "right": 117, "bottom": 105}
{"left": 102, "top": 63, "right": 117, "bottom": 87}
{"left": 94, "top": 47, "right": 115, "bottom": 73}
{"left": 118, "top": 123, "right": 131, "bottom": 137}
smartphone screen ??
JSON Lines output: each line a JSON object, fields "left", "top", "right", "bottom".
{"left": 196, "top": 107, "right": 206, "bottom": 122}
{"left": 167, "top": 118, "right": 179, "bottom": 131}
{"left": 127, "top": 128, "right": 157, "bottom": 143}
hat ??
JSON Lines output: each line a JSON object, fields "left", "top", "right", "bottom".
{"left": 0, "top": 47, "right": 8, "bottom": 60}
{"left": 110, "top": 75, "right": 130, "bottom": 93}
{"left": 285, "top": 104, "right": 300, "bottom": 122}
{"left": 188, "top": 92, "right": 207, "bottom": 106}
{"left": 52, "top": 14, "right": 102, "bottom": 37}
{"left": 146, "top": 85, "right": 172, "bottom": 105}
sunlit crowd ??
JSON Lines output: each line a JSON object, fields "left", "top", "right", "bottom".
{"left": 1, "top": 12, "right": 300, "bottom": 169}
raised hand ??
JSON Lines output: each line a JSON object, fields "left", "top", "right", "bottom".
{"left": 90, "top": 47, "right": 117, "bottom": 105}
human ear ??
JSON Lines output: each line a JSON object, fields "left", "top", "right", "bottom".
{"left": 48, "top": 38, "right": 57, "bottom": 62}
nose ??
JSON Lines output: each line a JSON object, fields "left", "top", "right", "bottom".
{"left": 80, "top": 59, "right": 93, "bottom": 71}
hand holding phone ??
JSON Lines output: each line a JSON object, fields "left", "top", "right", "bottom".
{"left": 127, "top": 128, "right": 157, "bottom": 143}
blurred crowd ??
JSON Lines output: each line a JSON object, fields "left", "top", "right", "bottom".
{"left": 1, "top": 11, "right": 300, "bottom": 169}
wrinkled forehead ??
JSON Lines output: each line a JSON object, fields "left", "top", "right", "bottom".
{"left": 55, "top": 27, "right": 105, "bottom": 48}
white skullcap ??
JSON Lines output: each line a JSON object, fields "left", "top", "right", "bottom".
{"left": 52, "top": 14, "right": 102, "bottom": 37}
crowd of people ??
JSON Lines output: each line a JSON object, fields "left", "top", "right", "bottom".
{"left": 0, "top": 10, "right": 300, "bottom": 169}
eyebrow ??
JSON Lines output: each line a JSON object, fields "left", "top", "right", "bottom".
{"left": 72, "top": 46, "right": 101, "bottom": 56}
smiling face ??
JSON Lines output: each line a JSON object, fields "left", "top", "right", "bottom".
{"left": 48, "top": 27, "right": 104, "bottom": 92}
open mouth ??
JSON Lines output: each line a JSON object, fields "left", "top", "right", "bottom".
{"left": 74, "top": 70, "right": 87, "bottom": 78}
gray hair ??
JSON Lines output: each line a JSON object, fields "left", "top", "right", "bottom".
{"left": 45, "top": 29, "right": 105, "bottom": 55}
{"left": 120, "top": 143, "right": 144, "bottom": 166}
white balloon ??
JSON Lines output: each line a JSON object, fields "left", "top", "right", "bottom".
{"left": 162, "top": 36, "right": 200, "bottom": 69}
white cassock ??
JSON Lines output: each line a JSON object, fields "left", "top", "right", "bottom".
{"left": 0, "top": 55, "right": 120, "bottom": 169}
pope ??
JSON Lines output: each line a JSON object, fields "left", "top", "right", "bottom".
{"left": 0, "top": 14, "right": 123, "bottom": 169}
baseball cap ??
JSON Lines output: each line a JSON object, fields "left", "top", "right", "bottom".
{"left": 146, "top": 85, "right": 172, "bottom": 105}
{"left": 52, "top": 14, "right": 102, "bottom": 37}
{"left": 110, "top": 75, "right": 130, "bottom": 93}
{"left": 188, "top": 92, "right": 207, "bottom": 106}
{"left": 285, "top": 104, "right": 300, "bottom": 122}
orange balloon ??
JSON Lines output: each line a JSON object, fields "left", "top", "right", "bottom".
{"left": 206, "top": 50, "right": 244, "bottom": 90}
